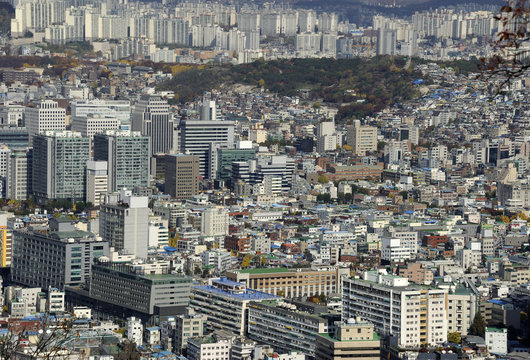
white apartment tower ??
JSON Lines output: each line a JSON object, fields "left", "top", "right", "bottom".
{"left": 25, "top": 100, "right": 66, "bottom": 145}
{"left": 342, "top": 271, "right": 447, "bottom": 347}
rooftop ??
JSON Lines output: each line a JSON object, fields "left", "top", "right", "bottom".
{"left": 317, "top": 332, "right": 381, "bottom": 342}
{"left": 238, "top": 267, "right": 290, "bottom": 274}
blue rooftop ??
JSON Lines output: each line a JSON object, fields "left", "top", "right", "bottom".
{"left": 194, "top": 283, "right": 278, "bottom": 301}
{"left": 488, "top": 299, "right": 508, "bottom": 306}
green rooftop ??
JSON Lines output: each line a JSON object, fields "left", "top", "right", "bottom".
{"left": 486, "top": 327, "right": 506, "bottom": 333}
{"left": 239, "top": 267, "right": 290, "bottom": 274}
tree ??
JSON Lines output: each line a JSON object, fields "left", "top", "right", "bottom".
{"left": 241, "top": 254, "right": 252, "bottom": 268}
{"left": 317, "top": 174, "right": 329, "bottom": 184}
{"left": 470, "top": 312, "right": 487, "bottom": 337}
{"left": 447, "top": 331, "right": 462, "bottom": 344}
{"left": 481, "top": 1, "right": 530, "bottom": 91}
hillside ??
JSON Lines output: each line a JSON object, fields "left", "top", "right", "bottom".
{"left": 157, "top": 56, "right": 425, "bottom": 121}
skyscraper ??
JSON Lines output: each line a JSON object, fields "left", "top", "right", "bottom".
{"left": 25, "top": 100, "right": 66, "bottom": 145}
{"left": 32, "top": 131, "right": 90, "bottom": 203}
{"left": 164, "top": 154, "right": 200, "bottom": 200}
{"left": 132, "top": 95, "right": 174, "bottom": 156}
{"left": 86, "top": 160, "right": 108, "bottom": 207}
{"left": 93, "top": 130, "right": 150, "bottom": 192}
{"left": 6, "top": 148, "right": 32, "bottom": 200}
{"left": 178, "top": 118, "right": 235, "bottom": 179}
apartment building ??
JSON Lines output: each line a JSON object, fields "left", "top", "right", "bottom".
{"left": 190, "top": 277, "right": 278, "bottom": 336}
{"left": 447, "top": 287, "right": 477, "bottom": 336}
{"left": 226, "top": 267, "right": 350, "bottom": 298}
{"left": 346, "top": 120, "right": 377, "bottom": 155}
{"left": 342, "top": 270, "right": 447, "bottom": 347}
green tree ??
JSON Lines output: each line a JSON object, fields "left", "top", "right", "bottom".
{"left": 447, "top": 331, "right": 461, "bottom": 344}
{"left": 470, "top": 312, "right": 486, "bottom": 337}
{"left": 317, "top": 174, "right": 329, "bottom": 183}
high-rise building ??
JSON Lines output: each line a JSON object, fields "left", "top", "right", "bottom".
{"left": 164, "top": 154, "right": 200, "bottom": 200}
{"left": 216, "top": 145, "right": 257, "bottom": 184}
{"left": 32, "top": 131, "right": 90, "bottom": 203}
{"left": 86, "top": 160, "right": 108, "bottom": 206}
{"left": 346, "top": 120, "right": 377, "bottom": 156}
{"left": 342, "top": 270, "right": 447, "bottom": 347}
{"left": 178, "top": 118, "right": 235, "bottom": 179}
{"left": 132, "top": 95, "right": 174, "bottom": 156}
{"left": 377, "top": 28, "right": 397, "bottom": 55}
{"left": 25, "top": 100, "right": 66, "bottom": 145}
{"left": 11, "top": 218, "right": 109, "bottom": 289}
{"left": 316, "top": 120, "right": 337, "bottom": 153}
{"left": 93, "top": 130, "right": 150, "bottom": 192}
{"left": 99, "top": 189, "right": 149, "bottom": 258}
{"left": 6, "top": 147, "right": 32, "bottom": 200}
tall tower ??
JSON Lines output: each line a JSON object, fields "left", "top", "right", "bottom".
{"left": 93, "top": 130, "right": 150, "bottom": 192}
{"left": 132, "top": 95, "right": 174, "bottom": 156}
{"left": 32, "top": 131, "right": 90, "bottom": 203}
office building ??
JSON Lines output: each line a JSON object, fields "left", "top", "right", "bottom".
{"left": 174, "top": 308, "right": 207, "bottom": 354}
{"left": 346, "top": 120, "right": 377, "bottom": 155}
{"left": 0, "top": 127, "right": 29, "bottom": 148}
{"left": 5, "top": 148, "right": 32, "bottom": 200}
{"left": 216, "top": 144, "right": 256, "bottom": 184}
{"left": 132, "top": 95, "right": 174, "bottom": 156}
{"left": 71, "top": 99, "right": 131, "bottom": 124}
{"left": 86, "top": 160, "right": 108, "bottom": 207}
{"left": 190, "top": 277, "right": 278, "bottom": 336}
{"left": 99, "top": 189, "right": 149, "bottom": 258}
{"left": 164, "top": 154, "right": 200, "bottom": 200}
{"left": 201, "top": 206, "right": 229, "bottom": 237}
{"left": 227, "top": 267, "right": 349, "bottom": 298}
{"left": 32, "top": 131, "right": 90, "bottom": 203}
{"left": 315, "top": 320, "right": 381, "bottom": 360}
{"left": 342, "top": 271, "right": 448, "bottom": 347}
{"left": 187, "top": 335, "right": 232, "bottom": 360}
{"left": 485, "top": 327, "right": 507, "bottom": 355}
{"left": 147, "top": 217, "right": 169, "bottom": 249}
{"left": 89, "top": 258, "right": 192, "bottom": 316}
{"left": 247, "top": 299, "right": 331, "bottom": 358}
{"left": 11, "top": 218, "right": 109, "bottom": 289}
{"left": 71, "top": 114, "right": 120, "bottom": 138}
{"left": 178, "top": 118, "right": 235, "bottom": 179}
{"left": 25, "top": 100, "right": 66, "bottom": 145}
{"left": 93, "top": 130, "right": 150, "bottom": 192}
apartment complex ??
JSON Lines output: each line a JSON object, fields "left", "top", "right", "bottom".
{"left": 227, "top": 267, "right": 349, "bottom": 298}
{"left": 247, "top": 300, "right": 330, "bottom": 358}
{"left": 342, "top": 271, "right": 447, "bottom": 347}
{"left": 190, "top": 277, "right": 278, "bottom": 336}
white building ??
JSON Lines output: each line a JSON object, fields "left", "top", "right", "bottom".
{"left": 187, "top": 335, "right": 232, "bottom": 360}
{"left": 485, "top": 327, "right": 507, "bottom": 355}
{"left": 86, "top": 160, "right": 108, "bottom": 207}
{"left": 46, "top": 287, "right": 65, "bottom": 313}
{"left": 381, "top": 238, "right": 413, "bottom": 263}
{"left": 342, "top": 270, "right": 447, "bottom": 347}
{"left": 148, "top": 217, "right": 169, "bottom": 249}
{"left": 25, "top": 100, "right": 66, "bottom": 145}
{"left": 0, "top": 103, "right": 25, "bottom": 127}
{"left": 71, "top": 114, "right": 120, "bottom": 138}
{"left": 200, "top": 250, "right": 232, "bottom": 272}
{"left": 201, "top": 207, "right": 229, "bottom": 237}
{"left": 126, "top": 316, "right": 143, "bottom": 346}
{"left": 71, "top": 99, "right": 131, "bottom": 124}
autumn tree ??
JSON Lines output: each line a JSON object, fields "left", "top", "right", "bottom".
{"left": 447, "top": 331, "right": 462, "bottom": 344}
{"left": 481, "top": 1, "right": 530, "bottom": 91}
